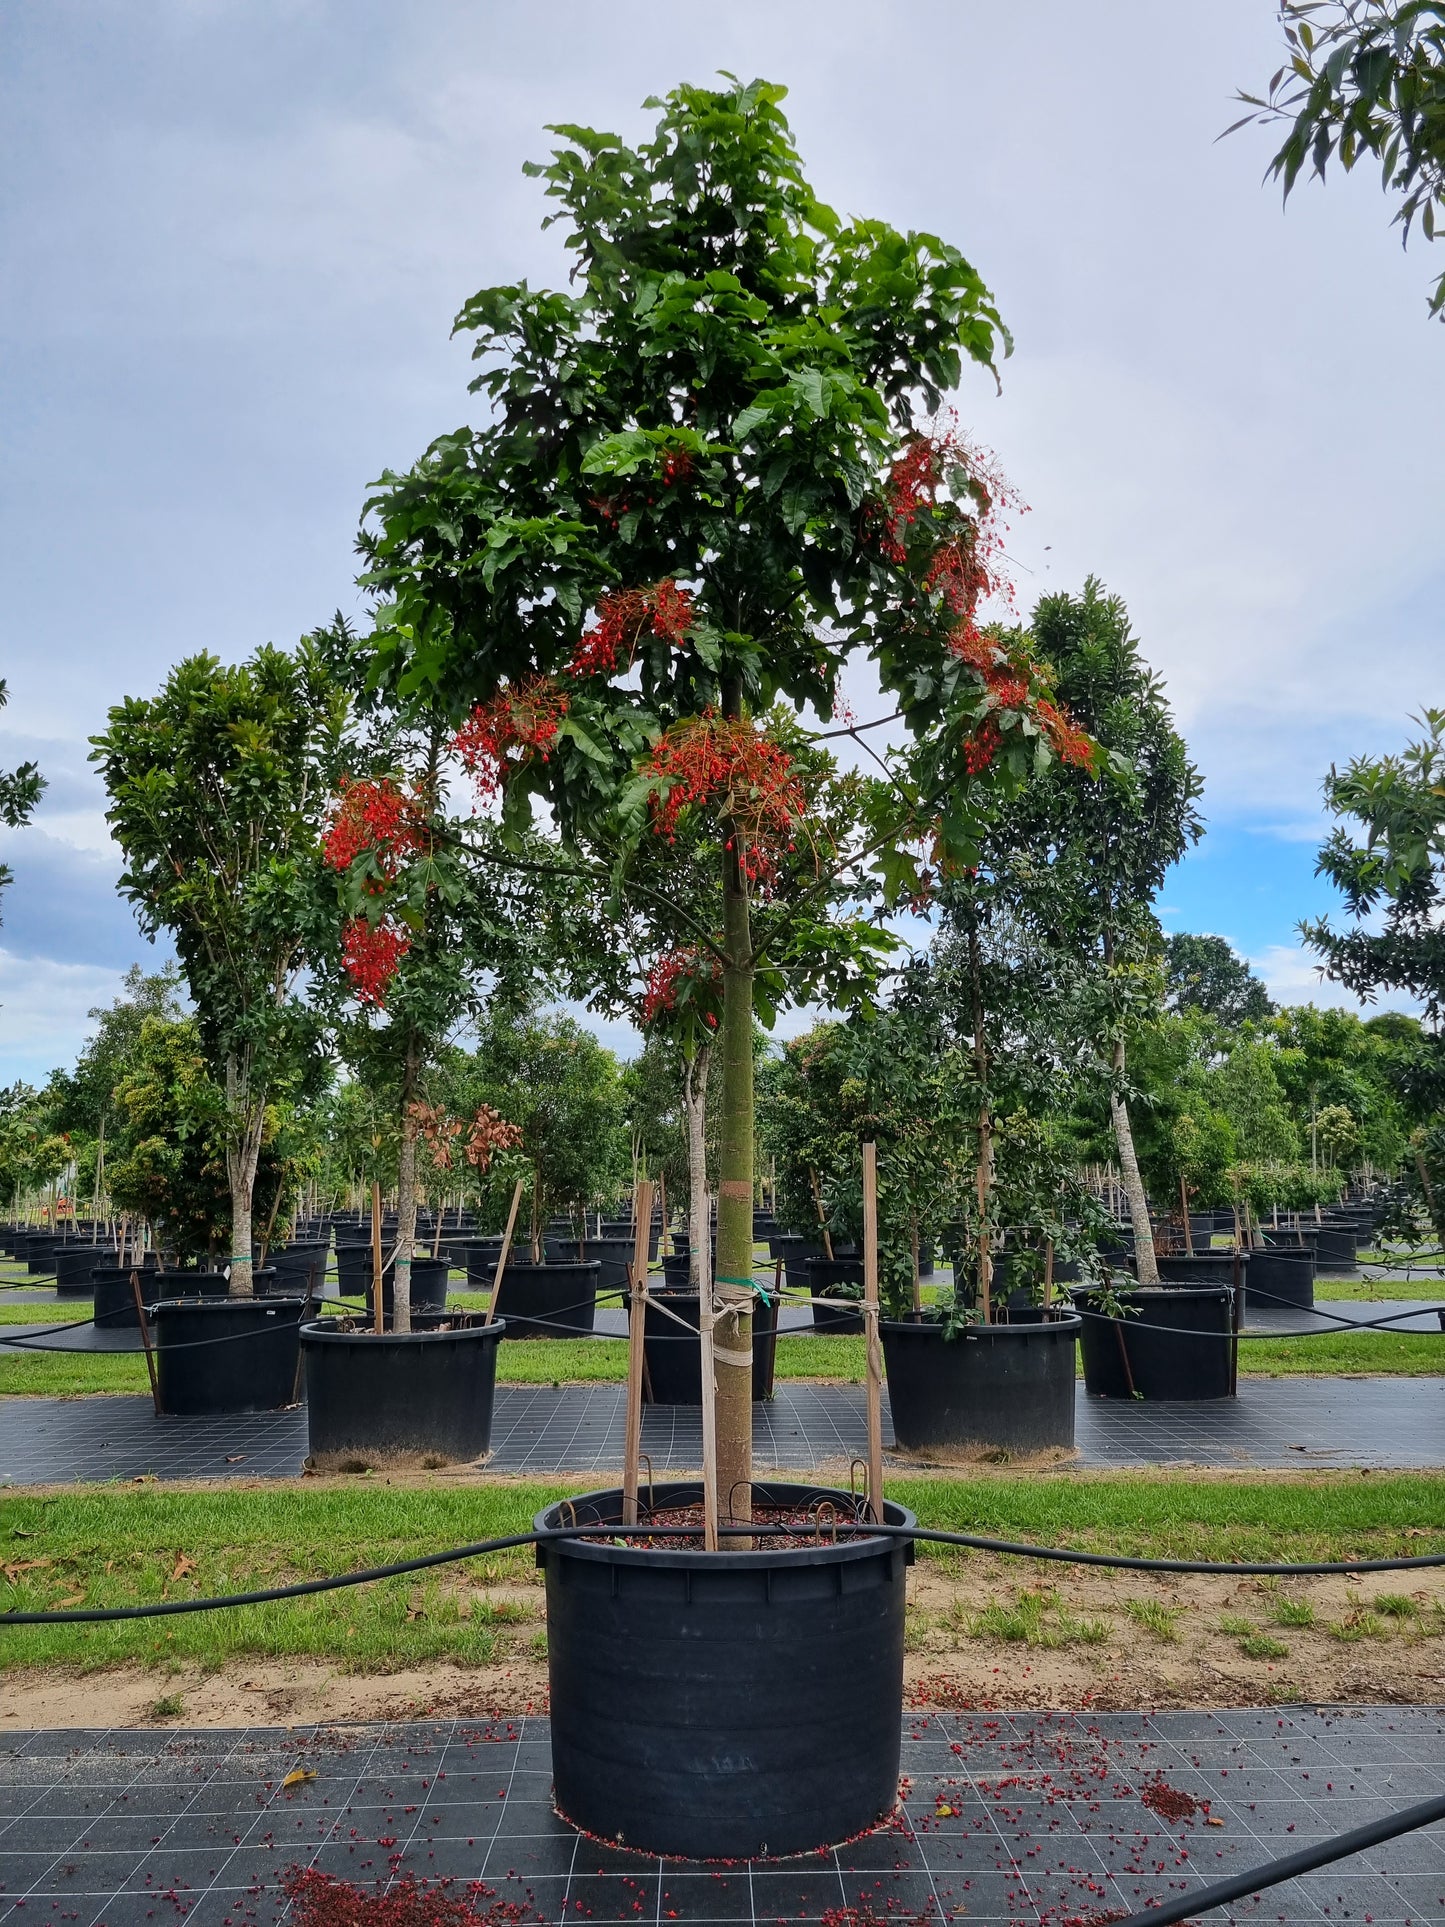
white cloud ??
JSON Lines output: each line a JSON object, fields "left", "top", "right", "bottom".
{"left": 0, "top": 949, "right": 126, "bottom": 1085}
{"left": 1251, "top": 943, "right": 1420, "bottom": 1018}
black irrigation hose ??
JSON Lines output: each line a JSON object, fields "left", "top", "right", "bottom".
{"left": 8, "top": 1516, "right": 1445, "bottom": 1627}
{"left": 1111, "top": 1789, "right": 1445, "bottom": 1927}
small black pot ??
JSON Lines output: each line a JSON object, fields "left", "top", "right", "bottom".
{"left": 881, "top": 1311, "right": 1081, "bottom": 1455}
{"left": 492, "top": 1260, "right": 601, "bottom": 1338}
{"left": 1243, "top": 1247, "right": 1315, "bottom": 1311}
{"left": 301, "top": 1314, "right": 505, "bottom": 1466}
{"left": 54, "top": 1245, "right": 118, "bottom": 1295}
{"left": 639, "top": 1286, "right": 778, "bottom": 1403}
{"left": 806, "top": 1256, "right": 865, "bottom": 1334}
{"left": 535, "top": 1480, "right": 915, "bottom": 1859}
{"left": 362, "top": 1254, "right": 450, "bottom": 1326}
{"left": 1073, "top": 1284, "right": 1236, "bottom": 1399}
{"left": 151, "top": 1295, "right": 305, "bottom": 1414}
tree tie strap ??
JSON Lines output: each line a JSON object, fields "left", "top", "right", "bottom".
{"left": 715, "top": 1273, "right": 771, "bottom": 1305}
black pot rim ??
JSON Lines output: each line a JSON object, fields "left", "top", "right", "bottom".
{"left": 300, "top": 1316, "right": 506, "bottom": 1346}
{"left": 153, "top": 1294, "right": 307, "bottom": 1312}
{"left": 535, "top": 1478, "right": 914, "bottom": 1572}
{"left": 881, "top": 1310, "right": 1082, "bottom": 1339}
{"left": 1071, "top": 1282, "right": 1232, "bottom": 1302}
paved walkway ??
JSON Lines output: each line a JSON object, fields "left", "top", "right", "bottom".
{"left": 3, "top": 1706, "right": 1443, "bottom": 1925}
{"left": 2, "top": 1375, "right": 1442, "bottom": 1484}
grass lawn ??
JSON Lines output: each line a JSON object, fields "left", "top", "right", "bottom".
{"left": 2, "top": 1471, "right": 1442, "bottom": 1675}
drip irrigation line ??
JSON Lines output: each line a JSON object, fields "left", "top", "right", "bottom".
{"left": 1109, "top": 1789, "right": 1445, "bottom": 1927}
{"left": 7, "top": 1517, "right": 1445, "bottom": 1627}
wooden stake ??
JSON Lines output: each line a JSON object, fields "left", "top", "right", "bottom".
{"left": 809, "top": 1168, "right": 834, "bottom": 1261}
{"left": 488, "top": 1179, "right": 525, "bottom": 1325}
{"left": 861, "top": 1142, "right": 884, "bottom": 1527}
{"left": 1043, "top": 1238, "right": 1054, "bottom": 1310}
{"left": 131, "top": 1270, "right": 160, "bottom": 1415}
{"left": 1180, "top": 1176, "right": 1194, "bottom": 1254}
{"left": 622, "top": 1179, "right": 655, "bottom": 1528}
{"left": 371, "top": 1181, "right": 384, "bottom": 1334}
{"left": 657, "top": 1169, "right": 668, "bottom": 1258}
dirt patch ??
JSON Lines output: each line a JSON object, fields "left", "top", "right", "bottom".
{"left": 901, "top": 1553, "right": 1445, "bottom": 1712}
{"left": 0, "top": 1656, "right": 549, "bottom": 1729}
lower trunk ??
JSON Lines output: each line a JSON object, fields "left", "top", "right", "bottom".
{"left": 683, "top": 1046, "right": 711, "bottom": 1293}
{"left": 392, "top": 1038, "right": 422, "bottom": 1334}
{"left": 714, "top": 850, "right": 753, "bottom": 1527}
{"left": 968, "top": 921, "right": 994, "bottom": 1319}
{"left": 529, "top": 1161, "right": 542, "bottom": 1264}
{"left": 1110, "top": 1037, "right": 1158, "bottom": 1284}
{"left": 224, "top": 1051, "right": 266, "bottom": 1299}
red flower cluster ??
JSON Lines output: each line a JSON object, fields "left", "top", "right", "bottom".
{"left": 341, "top": 917, "right": 410, "bottom": 1008}
{"left": 1037, "top": 698, "right": 1094, "bottom": 768}
{"left": 640, "top": 946, "right": 722, "bottom": 1026}
{"left": 660, "top": 449, "right": 694, "bottom": 487}
{"left": 645, "top": 713, "right": 806, "bottom": 886}
{"left": 453, "top": 677, "right": 570, "bottom": 799}
{"left": 465, "top": 1103, "right": 523, "bottom": 1172}
{"left": 568, "top": 581, "right": 696, "bottom": 678}
{"left": 963, "top": 718, "right": 1003, "bottom": 776}
{"left": 323, "top": 778, "right": 429, "bottom": 882}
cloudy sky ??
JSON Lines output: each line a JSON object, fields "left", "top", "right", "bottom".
{"left": 1, "top": 0, "right": 1440, "bottom": 1081}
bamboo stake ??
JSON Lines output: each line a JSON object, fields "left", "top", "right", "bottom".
{"left": 371, "top": 1181, "right": 384, "bottom": 1334}
{"left": 621, "top": 1179, "right": 655, "bottom": 1529}
{"left": 488, "top": 1179, "right": 525, "bottom": 1325}
{"left": 862, "top": 1143, "right": 885, "bottom": 1526}
{"left": 809, "top": 1168, "right": 834, "bottom": 1261}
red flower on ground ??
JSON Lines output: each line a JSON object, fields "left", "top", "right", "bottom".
{"left": 341, "top": 917, "right": 410, "bottom": 1008}
{"left": 453, "top": 677, "right": 570, "bottom": 799}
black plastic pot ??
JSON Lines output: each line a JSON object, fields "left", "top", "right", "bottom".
{"left": 92, "top": 1267, "right": 165, "bottom": 1327}
{"left": 151, "top": 1295, "right": 305, "bottom": 1414}
{"left": 881, "top": 1311, "right": 1081, "bottom": 1455}
{"left": 769, "top": 1233, "right": 824, "bottom": 1296}
{"left": 1313, "top": 1225, "right": 1359, "bottom": 1274}
{"left": 1073, "top": 1284, "right": 1236, "bottom": 1399}
{"left": 1243, "top": 1247, "right": 1315, "bottom": 1311}
{"left": 546, "top": 1236, "right": 633, "bottom": 1292}
{"left": 301, "top": 1313, "right": 505, "bottom": 1465}
{"left": 363, "top": 1255, "right": 450, "bottom": 1326}
{"left": 464, "top": 1239, "right": 505, "bottom": 1290}
{"left": 639, "top": 1286, "right": 778, "bottom": 1403}
{"left": 598, "top": 1220, "right": 660, "bottom": 1262}
{"left": 492, "top": 1260, "right": 601, "bottom": 1338}
{"left": 54, "top": 1245, "right": 118, "bottom": 1294}
{"left": 25, "top": 1235, "right": 63, "bottom": 1276}
{"left": 1157, "top": 1252, "right": 1245, "bottom": 1289}
{"left": 257, "top": 1241, "right": 328, "bottom": 1299}
{"left": 807, "top": 1256, "right": 865, "bottom": 1333}
{"left": 535, "top": 1480, "right": 915, "bottom": 1859}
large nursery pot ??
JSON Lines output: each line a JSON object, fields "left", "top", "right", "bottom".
{"left": 54, "top": 1245, "right": 118, "bottom": 1294}
{"left": 807, "top": 1255, "right": 865, "bottom": 1333}
{"left": 257, "top": 1240, "right": 329, "bottom": 1300}
{"left": 465, "top": 1239, "right": 505, "bottom": 1290}
{"left": 25, "top": 1235, "right": 64, "bottom": 1276}
{"left": 769, "top": 1233, "right": 824, "bottom": 1295}
{"left": 545, "top": 1236, "right": 633, "bottom": 1291}
{"left": 492, "top": 1259, "right": 601, "bottom": 1338}
{"left": 92, "top": 1266, "right": 165, "bottom": 1327}
{"left": 363, "top": 1254, "right": 450, "bottom": 1326}
{"left": 535, "top": 1479, "right": 916, "bottom": 1860}
{"left": 639, "top": 1286, "right": 778, "bottom": 1403}
{"left": 881, "top": 1309, "right": 1081, "bottom": 1455}
{"left": 151, "top": 1294, "right": 305, "bottom": 1415}
{"left": 1313, "top": 1224, "right": 1359, "bottom": 1274}
{"left": 1073, "top": 1283, "right": 1236, "bottom": 1400}
{"left": 301, "top": 1312, "right": 505, "bottom": 1466}
{"left": 1156, "top": 1251, "right": 1245, "bottom": 1290}
{"left": 1243, "top": 1246, "right": 1315, "bottom": 1311}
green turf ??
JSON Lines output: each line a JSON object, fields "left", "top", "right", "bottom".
{"left": 1, "top": 1472, "right": 1441, "bottom": 1673}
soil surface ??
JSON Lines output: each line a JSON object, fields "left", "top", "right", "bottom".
{"left": 7, "top": 1552, "right": 1445, "bottom": 1728}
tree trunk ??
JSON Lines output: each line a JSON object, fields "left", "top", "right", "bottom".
{"left": 224, "top": 1050, "right": 267, "bottom": 1298}
{"left": 1110, "top": 1036, "right": 1159, "bottom": 1284}
{"left": 683, "top": 1045, "right": 711, "bottom": 1292}
{"left": 714, "top": 839, "right": 754, "bottom": 1528}
{"left": 967, "top": 920, "right": 994, "bottom": 1319}
{"left": 393, "top": 1033, "right": 422, "bottom": 1335}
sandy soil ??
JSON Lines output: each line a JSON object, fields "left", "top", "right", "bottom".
{"left": 6, "top": 1553, "right": 1444, "bottom": 1728}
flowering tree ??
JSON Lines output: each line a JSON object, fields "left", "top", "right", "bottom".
{"left": 92, "top": 645, "right": 347, "bottom": 1294}
{"left": 357, "top": 79, "right": 1089, "bottom": 1513}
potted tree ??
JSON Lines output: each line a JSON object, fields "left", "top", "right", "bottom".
{"left": 356, "top": 79, "right": 1086, "bottom": 1857}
